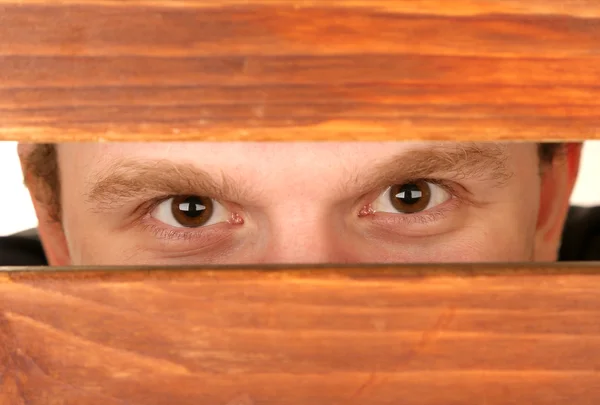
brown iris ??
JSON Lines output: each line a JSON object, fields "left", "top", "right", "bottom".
{"left": 171, "top": 196, "right": 214, "bottom": 227}
{"left": 389, "top": 181, "right": 432, "bottom": 213}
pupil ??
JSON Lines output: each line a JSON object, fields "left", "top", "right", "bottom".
{"left": 396, "top": 184, "right": 423, "bottom": 205}
{"left": 178, "top": 197, "right": 206, "bottom": 218}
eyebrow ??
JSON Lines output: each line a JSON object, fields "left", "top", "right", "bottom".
{"left": 343, "top": 142, "right": 513, "bottom": 196}
{"left": 86, "top": 158, "right": 258, "bottom": 212}
{"left": 86, "top": 142, "right": 513, "bottom": 212}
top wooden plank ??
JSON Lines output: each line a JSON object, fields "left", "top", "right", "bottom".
{"left": 0, "top": 0, "right": 599, "bottom": 141}
{"left": 3, "top": 0, "right": 600, "bottom": 16}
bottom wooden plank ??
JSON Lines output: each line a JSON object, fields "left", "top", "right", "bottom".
{"left": 1, "top": 265, "right": 600, "bottom": 404}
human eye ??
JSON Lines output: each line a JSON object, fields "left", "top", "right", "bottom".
{"left": 151, "top": 195, "right": 230, "bottom": 228}
{"left": 125, "top": 194, "right": 245, "bottom": 256}
{"left": 372, "top": 180, "right": 452, "bottom": 215}
{"left": 358, "top": 179, "right": 464, "bottom": 233}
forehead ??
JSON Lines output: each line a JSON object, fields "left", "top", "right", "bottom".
{"left": 57, "top": 142, "right": 537, "bottom": 196}
{"left": 58, "top": 141, "right": 532, "bottom": 167}
{"left": 66, "top": 141, "right": 428, "bottom": 160}
{"left": 55, "top": 142, "right": 542, "bottom": 214}
{"left": 57, "top": 141, "right": 534, "bottom": 194}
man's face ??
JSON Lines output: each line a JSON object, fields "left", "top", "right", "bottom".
{"left": 51, "top": 142, "right": 548, "bottom": 265}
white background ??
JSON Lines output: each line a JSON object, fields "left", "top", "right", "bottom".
{"left": 1, "top": 141, "right": 599, "bottom": 236}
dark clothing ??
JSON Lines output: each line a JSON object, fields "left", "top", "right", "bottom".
{"left": 0, "top": 228, "right": 48, "bottom": 266}
{"left": 1, "top": 206, "right": 599, "bottom": 265}
{"left": 559, "top": 206, "right": 600, "bottom": 261}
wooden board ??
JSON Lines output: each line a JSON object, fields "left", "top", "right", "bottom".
{"left": 2, "top": 1, "right": 600, "bottom": 403}
{"left": 0, "top": 0, "right": 599, "bottom": 141}
{"left": 2, "top": 264, "right": 600, "bottom": 404}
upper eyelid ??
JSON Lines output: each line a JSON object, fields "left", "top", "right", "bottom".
{"left": 381, "top": 180, "right": 453, "bottom": 206}
{"left": 386, "top": 178, "right": 463, "bottom": 197}
{"left": 100, "top": 192, "right": 220, "bottom": 218}
{"left": 420, "top": 178, "right": 472, "bottom": 198}
{"left": 426, "top": 179, "right": 464, "bottom": 197}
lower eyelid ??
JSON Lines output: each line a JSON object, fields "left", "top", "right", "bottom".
{"left": 373, "top": 209, "right": 447, "bottom": 226}
{"left": 367, "top": 197, "right": 461, "bottom": 226}
{"left": 138, "top": 220, "right": 235, "bottom": 253}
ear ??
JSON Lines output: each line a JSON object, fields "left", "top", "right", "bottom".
{"left": 534, "top": 143, "right": 583, "bottom": 261}
{"left": 17, "top": 143, "right": 72, "bottom": 266}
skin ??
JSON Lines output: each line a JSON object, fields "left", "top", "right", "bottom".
{"left": 20, "top": 142, "right": 581, "bottom": 266}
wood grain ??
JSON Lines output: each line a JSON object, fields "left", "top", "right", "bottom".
{"left": 2, "top": 0, "right": 600, "bottom": 17}
{"left": 2, "top": 264, "right": 600, "bottom": 404}
{"left": 0, "top": 0, "right": 599, "bottom": 141}
{"left": 2, "top": 2, "right": 600, "bottom": 403}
